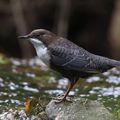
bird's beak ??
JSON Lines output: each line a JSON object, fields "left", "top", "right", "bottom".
{"left": 18, "top": 34, "right": 30, "bottom": 39}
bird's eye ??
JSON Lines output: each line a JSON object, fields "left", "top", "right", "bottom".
{"left": 34, "top": 34, "right": 40, "bottom": 38}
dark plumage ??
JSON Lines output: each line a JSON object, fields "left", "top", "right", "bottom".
{"left": 18, "top": 29, "right": 120, "bottom": 103}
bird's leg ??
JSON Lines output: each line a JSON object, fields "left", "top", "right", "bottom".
{"left": 55, "top": 78, "right": 78, "bottom": 103}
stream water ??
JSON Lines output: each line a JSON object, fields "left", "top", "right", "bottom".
{"left": 0, "top": 56, "right": 120, "bottom": 118}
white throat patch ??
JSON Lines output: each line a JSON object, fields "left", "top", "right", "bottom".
{"left": 29, "top": 38, "right": 50, "bottom": 67}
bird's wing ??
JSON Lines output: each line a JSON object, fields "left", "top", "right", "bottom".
{"left": 49, "top": 44, "right": 99, "bottom": 73}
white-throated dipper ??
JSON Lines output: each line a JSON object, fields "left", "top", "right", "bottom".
{"left": 18, "top": 29, "right": 120, "bottom": 103}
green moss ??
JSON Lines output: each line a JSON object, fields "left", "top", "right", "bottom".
{"left": 113, "top": 109, "right": 120, "bottom": 120}
{"left": 33, "top": 76, "right": 53, "bottom": 81}
{"left": 0, "top": 54, "right": 10, "bottom": 64}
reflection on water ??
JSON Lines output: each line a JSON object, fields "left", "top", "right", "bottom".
{"left": 0, "top": 57, "right": 120, "bottom": 114}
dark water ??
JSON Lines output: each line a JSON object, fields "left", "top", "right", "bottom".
{"left": 0, "top": 57, "right": 120, "bottom": 118}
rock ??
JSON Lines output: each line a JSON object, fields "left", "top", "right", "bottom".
{"left": 0, "top": 109, "right": 41, "bottom": 120}
{"left": 45, "top": 97, "right": 113, "bottom": 120}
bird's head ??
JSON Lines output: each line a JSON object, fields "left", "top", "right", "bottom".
{"left": 18, "top": 29, "right": 56, "bottom": 46}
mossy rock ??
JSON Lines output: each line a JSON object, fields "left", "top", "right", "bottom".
{"left": 46, "top": 97, "right": 113, "bottom": 120}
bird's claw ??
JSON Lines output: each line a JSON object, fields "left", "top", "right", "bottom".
{"left": 55, "top": 99, "right": 72, "bottom": 104}
{"left": 52, "top": 95, "right": 73, "bottom": 104}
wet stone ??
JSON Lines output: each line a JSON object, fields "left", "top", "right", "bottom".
{"left": 45, "top": 97, "right": 113, "bottom": 120}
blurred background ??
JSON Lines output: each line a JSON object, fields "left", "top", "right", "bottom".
{"left": 0, "top": 0, "right": 120, "bottom": 59}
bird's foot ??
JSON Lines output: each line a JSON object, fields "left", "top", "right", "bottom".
{"left": 52, "top": 94, "right": 72, "bottom": 104}
{"left": 51, "top": 93, "right": 65, "bottom": 100}
{"left": 55, "top": 98, "right": 72, "bottom": 104}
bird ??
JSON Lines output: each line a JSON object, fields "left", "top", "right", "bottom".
{"left": 18, "top": 29, "right": 120, "bottom": 103}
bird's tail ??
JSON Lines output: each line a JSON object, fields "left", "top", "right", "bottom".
{"left": 101, "top": 57, "right": 120, "bottom": 72}
{"left": 93, "top": 54, "right": 120, "bottom": 72}
{"left": 108, "top": 59, "right": 120, "bottom": 68}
